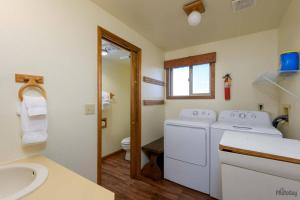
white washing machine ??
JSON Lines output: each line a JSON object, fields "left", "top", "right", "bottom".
{"left": 210, "top": 110, "right": 283, "bottom": 200}
{"left": 164, "top": 109, "right": 217, "bottom": 194}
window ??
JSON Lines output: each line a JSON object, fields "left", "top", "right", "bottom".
{"left": 165, "top": 52, "right": 216, "bottom": 99}
{"left": 192, "top": 64, "right": 210, "bottom": 94}
{"left": 172, "top": 66, "right": 190, "bottom": 96}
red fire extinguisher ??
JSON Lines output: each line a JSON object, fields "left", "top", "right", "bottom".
{"left": 223, "top": 74, "right": 232, "bottom": 101}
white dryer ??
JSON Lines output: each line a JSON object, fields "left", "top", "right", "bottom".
{"left": 164, "top": 109, "right": 217, "bottom": 194}
{"left": 210, "top": 110, "right": 283, "bottom": 200}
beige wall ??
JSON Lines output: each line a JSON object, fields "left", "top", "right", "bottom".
{"left": 102, "top": 59, "right": 130, "bottom": 157}
{"left": 278, "top": 0, "right": 300, "bottom": 139}
{"left": 164, "top": 30, "right": 280, "bottom": 119}
{"left": 0, "top": 0, "right": 164, "bottom": 181}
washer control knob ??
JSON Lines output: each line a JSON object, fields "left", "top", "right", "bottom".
{"left": 193, "top": 111, "right": 199, "bottom": 116}
{"left": 251, "top": 114, "right": 256, "bottom": 119}
{"left": 239, "top": 113, "right": 246, "bottom": 119}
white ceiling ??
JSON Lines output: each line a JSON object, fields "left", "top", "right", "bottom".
{"left": 92, "top": 0, "right": 291, "bottom": 50}
{"left": 102, "top": 39, "right": 130, "bottom": 65}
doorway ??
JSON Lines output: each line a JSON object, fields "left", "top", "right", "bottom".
{"left": 97, "top": 27, "right": 142, "bottom": 184}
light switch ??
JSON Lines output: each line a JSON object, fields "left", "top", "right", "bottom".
{"left": 85, "top": 104, "right": 95, "bottom": 115}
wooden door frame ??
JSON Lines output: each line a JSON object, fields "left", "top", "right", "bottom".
{"left": 97, "top": 26, "right": 142, "bottom": 184}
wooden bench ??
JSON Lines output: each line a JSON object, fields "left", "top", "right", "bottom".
{"left": 141, "top": 137, "right": 164, "bottom": 181}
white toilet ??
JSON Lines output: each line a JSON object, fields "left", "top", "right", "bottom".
{"left": 121, "top": 137, "right": 130, "bottom": 161}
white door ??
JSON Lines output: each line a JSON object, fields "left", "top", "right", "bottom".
{"left": 165, "top": 124, "right": 207, "bottom": 166}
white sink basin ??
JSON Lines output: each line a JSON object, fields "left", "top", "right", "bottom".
{"left": 0, "top": 163, "right": 48, "bottom": 200}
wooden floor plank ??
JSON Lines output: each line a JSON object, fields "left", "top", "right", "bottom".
{"left": 101, "top": 151, "right": 215, "bottom": 200}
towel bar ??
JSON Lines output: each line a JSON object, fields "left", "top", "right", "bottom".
{"left": 15, "top": 74, "right": 47, "bottom": 101}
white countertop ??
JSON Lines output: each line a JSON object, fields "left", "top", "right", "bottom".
{"left": 10, "top": 156, "right": 114, "bottom": 200}
{"left": 220, "top": 131, "right": 300, "bottom": 161}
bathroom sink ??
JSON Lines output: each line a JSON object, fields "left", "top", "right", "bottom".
{"left": 0, "top": 163, "right": 48, "bottom": 200}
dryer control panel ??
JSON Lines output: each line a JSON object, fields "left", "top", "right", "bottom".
{"left": 218, "top": 110, "right": 272, "bottom": 127}
{"left": 179, "top": 109, "right": 217, "bottom": 123}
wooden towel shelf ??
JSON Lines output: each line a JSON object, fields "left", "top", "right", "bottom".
{"left": 143, "top": 100, "right": 165, "bottom": 106}
{"left": 143, "top": 76, "right": 165, "bottom": 86}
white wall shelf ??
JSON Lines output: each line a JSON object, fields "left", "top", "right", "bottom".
{"left": 253, "top": 70, "right": 300, "bottom": 101}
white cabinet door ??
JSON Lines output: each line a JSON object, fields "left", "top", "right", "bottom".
{"left": 222, "top": 164, "right": 300, "bottom": 200}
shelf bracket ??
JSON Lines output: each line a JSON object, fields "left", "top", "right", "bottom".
{"left": 263, "top": 76, "right": 300, "bottom": 101}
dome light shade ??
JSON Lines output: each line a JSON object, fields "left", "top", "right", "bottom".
{"left": 188, "top": 11, "right": 201, "bottom": 26}
{"left": 102, "top": 50, "right": 108, "bottom": 56}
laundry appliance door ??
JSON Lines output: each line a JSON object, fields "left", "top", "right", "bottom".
{"left": 165, "top": 123, "right": 208, "bottom": 166}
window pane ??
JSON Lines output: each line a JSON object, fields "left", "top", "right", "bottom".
{"left": 172, "top": 66, "right": 189, "bottom": 96}
{"left": 192, "top": 64, "right": 210, "bottom": 94}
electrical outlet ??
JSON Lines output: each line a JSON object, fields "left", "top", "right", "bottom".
{"left": 85, "top": 104, "right": 95, "bottom": 115}
{"left": 258, "top": 104, "right": 264, "bottom": 111}
{"left": 281, "top": 104, "right": 291, "bottom": 125}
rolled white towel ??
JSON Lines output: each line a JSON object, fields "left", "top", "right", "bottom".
{"left": 102, "top": 91, "right": 110, "bottom": 104}
{"left": 102, "top": 91, "right": 111, "bottom": 110}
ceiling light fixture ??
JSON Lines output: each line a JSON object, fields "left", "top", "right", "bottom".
{"left": 183, "top": 0, "right": 205, "bottom": 26}
{"left": 102, "top": 49, "right": 108, "bottom": 56}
